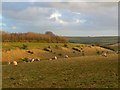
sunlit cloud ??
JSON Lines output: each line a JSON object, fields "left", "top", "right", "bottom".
{"left": 48, "top": 11, "right": 67, "bottom": 24}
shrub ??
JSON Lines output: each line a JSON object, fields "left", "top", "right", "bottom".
{"left": 96, "top": 51, "right": 100, "bottom": 55}
{"left": 64, "top": 44, "right": 68, "bottom": 48}
{"left": 21, "top": 44, "right": 28, "bottom": 49}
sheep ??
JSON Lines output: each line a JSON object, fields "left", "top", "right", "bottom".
{"left": 34, "top": 58, "right": 40, "bottom": 61}
{"left": 27, "top": 58, "right": 32, "bottom": 62}
{"left": 13, "top": 61, "right": 18, "bottom": 66}
{"left": 54, "top": 56, "right": 57, "bottom": 60}
{"left": 102, "top": 52, "right": 107, "bottom": 57}
{"left": 51, "top": 56, "right": 57, "bottom": 60}
{"left": 44, "top": 48, "right": 52, "bottom": 52}
{"left": 31, "top": 58, "right": 35, "bottom": 62}
{"left": 65, "top": 55, "right": 69, "bottom": 58}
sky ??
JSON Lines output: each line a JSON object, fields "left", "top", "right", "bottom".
{"left": 0, "top": 1, "right": 118, "bottom": 36}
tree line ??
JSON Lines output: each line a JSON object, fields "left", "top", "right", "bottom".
{"left": 1, "top": 31, "right": 68, "bottom": 43}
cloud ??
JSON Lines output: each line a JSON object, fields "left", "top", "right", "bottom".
{"left": 0, "top": 23, "right": 7, "bottom": 27}
{"left": 3, "top": 6, "right": 50, "bottom": 21}
{"left": 79, "top": 19, "right": 86, "bottom": 23}
{"left": 2, "top": 2, "right": 118, "bottom": 36}
{"left": 2, "top": 0, "right": 119, "bottom": 2}
{"left": 48, "top": 11, "right": 61, "bottom": 20}
{"left": 48, "top": 11, "right": 67, "bottom": 24}
{"left": 0, "top": 15, "right": 2, "bottom": 20}
{"left": 12, "top": 26, "right": 17, "bottom": 29}
{"left": 72, "top": 12, "right": 81, "bottom": 15}
{"left": 0, "top": 22, "right": 7, "bottom": 30}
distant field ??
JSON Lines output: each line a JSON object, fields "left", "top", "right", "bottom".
{"left": 68, "top": 36, "right": 118, "bottom": 45}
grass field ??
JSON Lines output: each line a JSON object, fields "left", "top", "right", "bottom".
{"left": 2, "top": 42, "right": 119, "bottom": 88}
{"left": 2, "top": 54, "right": 118, "bottom": 88}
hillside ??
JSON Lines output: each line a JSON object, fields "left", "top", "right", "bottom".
{"left": 2, "top": 42, "right": 116, "bottom": 62}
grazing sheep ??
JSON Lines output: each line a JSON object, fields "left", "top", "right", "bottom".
{"left": 102, "top": 52, "right": 107, "bottom": 57}
{"left": 52, "top": 56, "right": 57, "bottom": 60}
{"left": 13, "top": 61, "right": 18, "bottom": 66}
{"left": 27, "top": 58, "right": 32, "bottom": 62}
{"left": 65, "top": 55, "right": 69, "bottom": 58}
{"left": 31, "top": 59, "right": 35, "bottom": 62}
{"left": 44, "top": 48, "right": 52, "bottom": 52}
{"left": 54, "top": 56, "right": 57, "bottom": 60}
{"left": 35, "top": 58, "right": 40, "bottom": 61}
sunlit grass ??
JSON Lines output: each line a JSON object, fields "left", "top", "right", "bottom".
{"left": 2, "top": 54, "right": 118, "bottom": 88}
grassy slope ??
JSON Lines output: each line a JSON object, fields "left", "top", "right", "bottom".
{"left": 3, "top": 54, "right": 118, "bottom": 88}
{"left": 2, "top": 42, "right": 115, "bottom": 62}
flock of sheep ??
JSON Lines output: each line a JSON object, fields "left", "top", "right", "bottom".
{"left": 7, "top": 45, "right": 117, "bottom": 66}
{"left": 8, "top": 52, "right": 108, "bottom": 66}
{"left": 8, "top": 54, "right": 69, "bottom": 66}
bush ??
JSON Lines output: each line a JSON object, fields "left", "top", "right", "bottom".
{"left": 64, "top": 44, "right": 68, "bottom": 48}
{"left": 21, "top": 44, "right": 28, "bottom": 49}
{"left": 96, "top": 51, "right": 100, "bottom": 55}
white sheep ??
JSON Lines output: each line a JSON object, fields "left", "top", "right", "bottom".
{"left": 13, "top": 61, "right": 18, "bottom": 66}
{"left": 54, "top": 56, "right": 57, "bottom": 60}
{"left": 31, "top": 58, "right": 35, "bottom": 62}
{"left": 35, "top": 58, "right": 40, "bottom": 61}
{"left": 65, "top": 55, "right": 69, "bottom": 58}
{"left": 102, "top": 52, "right": 107, "bottom": 57}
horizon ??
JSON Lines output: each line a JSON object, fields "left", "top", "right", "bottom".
{"left": 1, "top": 2, "right": 118, "bottom": 36}
{"left": 1, "top": 30, "right": 118, "bottom": 37}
